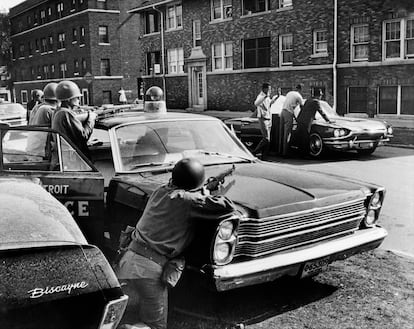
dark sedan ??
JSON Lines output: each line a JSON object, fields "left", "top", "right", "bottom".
{"left": 0, "top": 177, "right": 127, "bottom": 329}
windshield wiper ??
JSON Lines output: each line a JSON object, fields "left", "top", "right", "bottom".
{"left": 127, "top": 161, "right": 175, "bottom": 171}
{"left": 195, "top": 150, "right": 253, "bottom": 162}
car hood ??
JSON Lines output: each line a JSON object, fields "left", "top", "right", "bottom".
{"left": 115, "top": 162, "right": 370, "bottom": 219}
{"left": 317, "top": 116, "right": 388, "bottom": 132}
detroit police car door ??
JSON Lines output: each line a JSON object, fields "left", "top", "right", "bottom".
{"left": 0, "top": 124, "right": 104, "bottom": 247}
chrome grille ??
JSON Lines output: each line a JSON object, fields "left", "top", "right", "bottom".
{"left": 235, "top": 199, "right": 366, "bottom": 258}
{"left": 354, "top": 132, "right": 384, "bottom": 141}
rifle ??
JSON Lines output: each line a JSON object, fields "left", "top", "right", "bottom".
{"left": 204, "top": 164, "right": 236, "bottom": 192}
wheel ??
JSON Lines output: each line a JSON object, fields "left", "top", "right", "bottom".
{"left": 357, "top": 146, "right": 377, "bottom": 155}
{"left": 309, "top": 133, "right": 324, "bottom": 157}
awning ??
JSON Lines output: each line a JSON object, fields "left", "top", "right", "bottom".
{"left": 128, "top": 0, "right": 174, "bottom": 13}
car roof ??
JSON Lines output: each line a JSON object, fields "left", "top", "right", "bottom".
{"left": 0, "top": 178, "right": 88, "bottom": 249}
{"left": 95, "top": 111, "right": 219, "bottom": 129}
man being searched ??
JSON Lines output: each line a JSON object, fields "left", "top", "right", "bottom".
{"left": 280, "top": 84, "right": 304, "bottom": 156}
{"left": 117, "top": 158, "right": 237, "bottom": 329}
{"left": 252, "top": 82, "right": 279, "bottom": 159}
{"left": 295, "top": 88, "right": 332, "bottom": 153}
{"left": 51, "top": 80, "right": 97, "bottom": 158}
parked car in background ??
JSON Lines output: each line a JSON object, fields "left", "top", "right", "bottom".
{"left": 0, "top": 177, "right": 128, "bottom": 329}
{"left": 225, "top": 97, "right": 393, "bottom": 157}
{"left": 0, "top": 111, "right": 387, "bottom": 292}
{"left": 0, "top": 99, "right": 27, "bottom": 126}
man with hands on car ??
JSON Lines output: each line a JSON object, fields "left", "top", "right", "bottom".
{"left": 117, "top": 158, "right": 237, "bottom": 329}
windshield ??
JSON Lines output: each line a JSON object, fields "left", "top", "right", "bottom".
{"left": 113, "top": 119, "right": 253, "bottom": 172}
{"left": 315, "top": 100, "right": 339, "bottom": 120}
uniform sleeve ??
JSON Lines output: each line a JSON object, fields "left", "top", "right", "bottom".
{"left": 63, "top": 111, "right": 95, "bottom": 141}
{"left": 187, "top": 193, "right": 237, "bottom": 220}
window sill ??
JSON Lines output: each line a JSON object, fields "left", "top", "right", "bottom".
{"left": 72, "top": 41, "right": 78, "bottom": 44}
{"left": 240, "top": 10, "right": 271, "bottom": 19}
{"left": 18, "top": 57, "right": 25, "bottom": 60}
{"left": 212, "top": 68, "right": 233, "bottom": 72}
{"left": 280, "top": 63, "right": 293, "bottom": 66}
{"left": 80, "top": 44, "right": 85, "bottom": 47}
{"left": 40, "top": 52, "right": 47, "bottom": 55}
{"left": 310, "top": 53, "right": 328, "bottom": 58}
{"left": 28, "top": 55, "right": 33, "bottom": 58}
{"left": 209, "top": 18, "right": 232, "bottom": 24}
{"left": 57, "top": 48, "right": 66, "bottom": 52}
{"left": 351, "top": 58, "right": 368, "bottom": 62}
{"left": 143, "top": 32, "right": 160, "bottom": 37}
{"left": 48, "top": 51, "right": 53, "bottom": 54}
{"left": 74, "top": 72, "right": 79, "bottom": 76}
{"left": 99, "top": 42, "right": 111, "bottom": 46}
{"left": 165, "top": 27, "right": 183, "bottom": 33}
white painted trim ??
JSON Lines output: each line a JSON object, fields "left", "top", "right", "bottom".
{"left": 337, "top": 59, "right": 414, "bottom": 68}
{"left": 94, "top": 76, "right": 123, "bottom": 79}
{"left": 14, "top": 77, "right": 86, "bottom": 84}
{"left": 10, "top": 9, "right": 120, "bottom": 38}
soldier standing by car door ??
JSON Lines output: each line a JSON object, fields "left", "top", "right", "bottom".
{"left": 295, "top": 88, "right": 332, "bottom": 154}
{"left": 252, "top": 83, "right": 279, "bottom": 159}
{"left": 280, "top": 84, "right": 304, "bottom": 156}
{"left": 29, "top": 82, "right": 59, "bottom": 126}
{"left": 117, "top": 158, "right": 237, "bottom": 329}
{"left": 51, "top": 80, "right": 97, "bottom": 159}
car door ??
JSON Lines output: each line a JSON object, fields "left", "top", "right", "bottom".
{"left": 0, "top": 124, "right": 105, "bottom": 247}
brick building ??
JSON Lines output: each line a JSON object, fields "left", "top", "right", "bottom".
{"left": 128, "top": 0, "right": 414, "bottom": 118}
{"left": 9, "top": 0, "right": 141, "bottom": 106}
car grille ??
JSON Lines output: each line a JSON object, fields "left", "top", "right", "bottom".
{"left": 234, "top": 198, "right": 366, "bottom": 258}
{"left": 354, "top": 132, "right": 384, "bottom": 141}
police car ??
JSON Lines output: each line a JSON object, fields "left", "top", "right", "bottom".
{"left": 0, "top": 87, "right": 387, "bottom": 291}
{"left": 0, "top": 99, "right": 27, "bottom": 126}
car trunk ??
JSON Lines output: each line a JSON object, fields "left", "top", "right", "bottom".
{"left": 0, "top": 244, "right": 123, "bottom": 329}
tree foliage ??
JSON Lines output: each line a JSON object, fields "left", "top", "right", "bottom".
{"left": 0, "top": 13, "right": 11, "bottom": 62}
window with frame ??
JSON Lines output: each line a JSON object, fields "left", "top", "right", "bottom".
{"left": 50, "top": 64, "right": 55, "bottom": 78}
{"left": 379, "top": 86, "right": 397, "bottom": 114}
{"left": 40, "top": 10, "right": 46, "bottom": 24}
{"left": 243, "top": 37, "right": 270, "bottom": 68}
{"left": 166, "top": 3, "right": 182, "bottom": 30}
{"left": 80, "top": 26, "right": 85, "bottom": 44}
{"left": 146, "top": 51, "right": 161, "bottom": 75}
{"left": 102, "top": 90, "right": 112, "bottom": 104}
{"left": 74, "top": 59, "right": 80, "bottom": 75}
{"left": 144, "top": 10, "right": 160, "bottom": 34}
{"left": 28, "top": 41, "right": 33, "bottom": 55}
{"left": 98, "top": 26, "right": 109, "bottom": 44}
{"left": 58, "top": 33, "right": 66, "bottom": 49}
{"left": 211, "top": 0, "right": 232, "bottom": 21}
{"left": 21, "top": 90, "right": 28, "bottom": 104}
{"left": 383, "top": 18, "right": 414, "bottom": 59}
{"left": 348, "top": 87, "right": 367, "bottom": 113}
{"left": 48, "top": 7, "right": 52, "bottom": 16}
{"left": 278, "top": 0, "right": 292, "bottom": 9}
{"left": 100, "top": 59, "right": 111, "bottom": 76}
{"left": 167, "top": 48, "right": 184, "bottom": 74}
{"left": 401, "top": 85, "right": 414, "bottom": 115}
{"left": 35, "top": 39, "right": 39, "bottom": 52}
{"left": 41, "top": 38, "right": 47, "bottom": 53}
{"left": 59, "top": 62, "right": 67, "bottom": 78}
{"left": 72, "top": 28, "right": 78, "bottom": 42}
{"left": 97, "top": 0, "right": 107, "bottom": 10}
{"left": 43, "top": 65, "right": 49, "bottom": 79}
{"left": 242, "top": 0, "right": 269, "bottom": 15}
{"left": 193, "top": 20, "right": 201, "bottom": 47}
{"left": 351, "top": 24, "right": 369, "bottom": 61}
{"left": 34, "top": 12, "right": 38, "bottom": 25}
{"left": 57, "top": 2, "right": 64, "bottom": 18}
{"left": 27, "top": 15, "right": 32, "bottom": 26}
{"left": 71, "top": 0, "right": 76, "bottom": 11}
{"left": 313, "top": 29, "right": 327, "bottom": 55}
{"left": 18, "top": 44, "right": 25, "bottom": 57}
{"left": 48, "top": 35, "right": 53, "bottom": 51}
{"left": 280, "top": 34, "right": 293, "bottom": 65}
{"left": 212, "top": 42, "right": 233, "bottom": 71}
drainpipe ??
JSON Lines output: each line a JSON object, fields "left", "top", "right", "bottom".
{"left": 333, "top": 0, "right": 338, "bottom": 110}
{"left": 152, "top": 6, "right": 166, "bottom": 96}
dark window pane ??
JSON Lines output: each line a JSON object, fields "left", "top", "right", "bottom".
{"left": 379, "top": 86, "right": 397, "bottom": 114}
{"left": 401, "top": 86, "right": 414, "bottom": 115}
{"left": 243, "top": 37, "right": 270, "bottom": 68}
{"left": 349, "top": 87, "right": 367, "bottom": 113}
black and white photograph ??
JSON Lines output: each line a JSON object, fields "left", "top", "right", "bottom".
{"left": 0, "top": 0, "right": 413, "bottom": 328}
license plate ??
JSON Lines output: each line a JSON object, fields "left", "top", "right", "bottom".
{"left": 359, "top": 142, "right": 373, "bottom": 149}
{"left": 300, "top": 257, "right": 330, "bottom": 278}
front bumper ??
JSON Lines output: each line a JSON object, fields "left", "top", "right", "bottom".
{"left": 211, "top": 226, "right": 387, "bottom": 291}
{"left": 323, "top": 136, "right": 391, "bottom": 151}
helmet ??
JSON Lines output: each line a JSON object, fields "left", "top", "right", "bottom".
{"left": 42, "top": 82, "right": 58, "bottom": 101}
{"left": 144, "top": 86, "right": 166, "bottom": 113}
{"left": 172, "top": 158, "right": 205, "bottom": 190}
{"left": 56, "top": 80, "right": 82, "bottom": 101}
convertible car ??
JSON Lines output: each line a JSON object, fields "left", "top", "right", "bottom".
{"left": 0, "top": 110, "right": 387, "bottom": 292}
{"left": 225, "top": 97, "right": 393, "bottom": 157}
{"left": 0, "top": 177, "right": 127, "bottom": 329}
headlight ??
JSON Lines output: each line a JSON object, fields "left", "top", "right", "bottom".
{"left": 361, "top": 189, "right": 385, "bottom": 228}
{"left": 339, "top": 129, "right": 346, "bottom": 136}
{"left": 212, "top": 217, "right": 239, "bottom": 265}
{"left": 334, "top": 129, "right": 340, "bottom": 137}
{"left": 387, "top": 126, "right": 393, "bottom": 135}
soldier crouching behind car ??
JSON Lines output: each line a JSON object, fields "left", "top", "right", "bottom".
{"left": 116, "top": 158, "right": 237, "bottom": 329}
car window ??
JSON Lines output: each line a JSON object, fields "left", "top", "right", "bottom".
{"left": 114, "top": 120, "right": 252, "bottom": 171}
{"left": 1, "top": 129, "right": 94, "bottom": 172}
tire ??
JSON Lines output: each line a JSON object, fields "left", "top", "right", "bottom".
{"left": 357, "top": 146, "right": 377, "bottom": 155}
{"left": 309, "top": 133, "right": 324, "bottom": 157}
